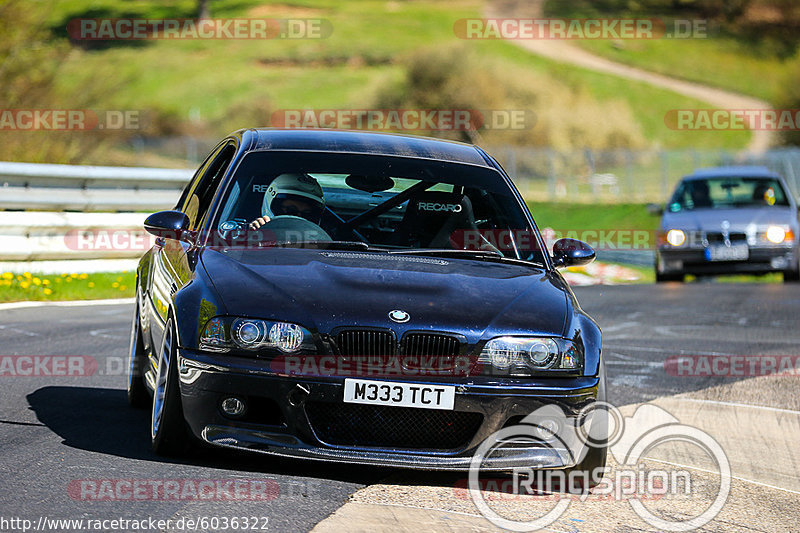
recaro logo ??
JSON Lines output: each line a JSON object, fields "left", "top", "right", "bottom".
{"left": 418, "top": 202, "right": 463, "bottom": 213}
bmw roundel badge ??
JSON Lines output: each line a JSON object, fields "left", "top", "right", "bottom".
{"left": 388, "top": 310, "right": 410, "bottom": 323}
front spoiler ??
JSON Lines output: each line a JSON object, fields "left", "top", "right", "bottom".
{"left": 178, "top": 349, "right": 598, "bottom": 471}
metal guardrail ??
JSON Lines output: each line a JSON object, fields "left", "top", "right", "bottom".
{"left": 0, "top": 161, "right": 192, "bottom": 262}
{"left": 0, "top": 161, "right": 192, "bottom": 212}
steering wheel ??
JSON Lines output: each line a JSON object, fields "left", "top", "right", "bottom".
{"left": 256, "top": 215, "right": 332, "bottom": 243}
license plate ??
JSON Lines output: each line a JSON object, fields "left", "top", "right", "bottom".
{"left": 343, "top": 379, "right": 455, "bottom": 410}
{"left": 706, "top": 244, "right": 749, "bottom": 262}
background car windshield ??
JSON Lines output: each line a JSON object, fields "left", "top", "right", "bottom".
{"left": 668, "top": 177, "right": 790, "bottom": 212}
{"left": 213, "top": 150, "right": 544, "bottom": 262}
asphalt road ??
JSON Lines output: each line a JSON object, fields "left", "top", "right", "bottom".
{"left": 0, "top": 283, "right": 798, "bottom": 532}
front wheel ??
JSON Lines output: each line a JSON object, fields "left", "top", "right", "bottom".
{"left": 783, "top": 269, "right": 800, "bottom": 283}
{"left": 568, "top": 361, "right": 608, "bottom": 491}
{"left": 151, "top": 317, "right": 190, "bottom": 456}
{"left": 127, "top": 300, "right": 150, "bottom": 408}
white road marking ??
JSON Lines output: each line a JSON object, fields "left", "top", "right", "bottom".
{"left": 674, "top": 397, "right": 800, "bottom": 415}
{"left": 641, "top": 457, "right": 800, "bottom": 496}
{"left": 0, "top": 298, "right": 134, "bottom": 311}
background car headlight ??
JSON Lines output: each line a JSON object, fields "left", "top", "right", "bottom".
{"left": 478, "top": 336, "right": 581, "bottom": 375}
{"left": 666, "top": 229, "right": 686, "bottom": 247}
{"left": 200, "top": 316, "right": 315, "bottom": 354}
{"left": 765, "top": 225, "right": 787, "bottom": 244}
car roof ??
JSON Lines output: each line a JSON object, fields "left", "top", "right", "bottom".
{"left": 238, "top": 128, "right": 492, "bottom": 167}
{"left": 682, "top": 166, "right": 782, "bottom": 180}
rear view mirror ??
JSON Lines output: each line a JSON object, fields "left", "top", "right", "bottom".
{"left": 144, "top": 210, "right": 190, "bottom": 240}
{"left": 552, "top": 238, "right": 596, "bottom": 268}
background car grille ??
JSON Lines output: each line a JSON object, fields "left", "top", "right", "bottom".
{"left": 706, "top": 231, "right": 747, "bottom": 244}
{"left": 305, "top": 402, "right": 483, "bottom": 450}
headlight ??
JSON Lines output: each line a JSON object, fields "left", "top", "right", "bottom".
{"left": 478, "top": 336, "right": 581, "bottom": 375}
{"left": 666, "top": 229, "right": 686, "bottom": 247}
{"left": 200, "top": 316, "right": 315, "bottom": 354}
{"left": 765, "top": 225, "right": 787, "bottom": 244}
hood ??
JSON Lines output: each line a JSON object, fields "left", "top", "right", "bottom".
{"left": 199, "top": 248, "right": 569, "bottom": 342}
{"left": 661, "top": 206, "right": 796, "bottom": 233}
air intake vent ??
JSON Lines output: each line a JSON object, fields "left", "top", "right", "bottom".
{"left": 336, "top": 329, "right": 396, "bottom": 357}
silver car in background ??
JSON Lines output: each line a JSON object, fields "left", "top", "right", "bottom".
{"left": 655, "top": 166, "right": 800, "bottom": 282}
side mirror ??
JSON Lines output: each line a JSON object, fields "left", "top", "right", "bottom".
{"left": 646, "top": 203, "right": 664, "bottom": 216}
{"left": 144, "top": 210, "right": 191, "bottom": 240}
{"left": 552, "top": 238, "right": 596, "bottom": 268}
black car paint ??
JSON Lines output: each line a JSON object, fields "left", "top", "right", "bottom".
{"left": 133, "top": 129, "right": 603, "bottom": 469}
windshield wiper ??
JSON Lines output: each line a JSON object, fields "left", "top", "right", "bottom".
{"left": 388, "top": 248, "right": 545, "bottom": 267}
{"left": 267, "top": 240, "right": 377, "bottom": 251}
{"left": 389, "top": 248, "right": 503, "bottom": 259}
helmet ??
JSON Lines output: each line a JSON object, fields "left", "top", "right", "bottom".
{"left": 261, "top": 173, "right": 325, "bottom": 221}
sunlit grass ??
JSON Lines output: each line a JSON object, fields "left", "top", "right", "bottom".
{"left": 0, "top": 271, "right": 135, "bottom": 302}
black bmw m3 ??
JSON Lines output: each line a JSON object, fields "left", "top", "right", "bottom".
{"left": 128, "top": 128, "right": 605, "bottom": 473}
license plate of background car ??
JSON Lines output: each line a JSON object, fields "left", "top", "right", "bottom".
{"left": 343, "top": 379, "right": 455, "bottom": 410}
{"left": 705, "top": 244, "right": 749, "bottom": 262}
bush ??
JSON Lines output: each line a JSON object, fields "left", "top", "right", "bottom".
{"left": 369, "top": 45, "right": 646, "bottom": 150}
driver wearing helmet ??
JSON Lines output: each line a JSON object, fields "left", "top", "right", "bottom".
{"left": 249, "top": 173, "right": 325, "bottom": 230}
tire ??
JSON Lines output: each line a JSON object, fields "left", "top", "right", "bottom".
{"left": 783, "top": 269, "right": 800, "bottom": 283}
{"left": 655, "top": 270, "right": 683, "bottom": 282}
{"left": 127, "top": 300, "right": 150, "bottom": 409}
{"left": 151, "top": 317, "right": 190, "bottom": 456}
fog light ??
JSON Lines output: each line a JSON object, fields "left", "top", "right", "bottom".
{"left": 221, "top": 397, "right": 246, "bottom": 417}
{"left": 534, "top": 419, "right": 560, "bottom": 439}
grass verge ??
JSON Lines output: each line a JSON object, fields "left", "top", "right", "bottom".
{"left": 0, "top": 271, "right": 135, "bottom": 303}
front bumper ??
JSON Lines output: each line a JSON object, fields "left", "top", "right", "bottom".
{"left": 658, "top": 245, "right": 797, "bottom": 275}
{"left": 177, "top": 349, "right": 599, "bottom": 471}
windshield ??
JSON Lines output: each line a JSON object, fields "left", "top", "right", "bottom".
{"left": 208, "top": 150, "right": 545, "bottom": 264}
{"left": 668, "top": 177, "right": 790, "bottom": 212}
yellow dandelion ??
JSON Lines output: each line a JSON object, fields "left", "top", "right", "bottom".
{"left": 119, "top": 285, "right": 127, "bottom": 291}
{"left": 43, "top": 288, "right": 52, "bottom": 295}
{"left": 70, "top": 273, "right": 78, "bottom": 278}
{"left": 79, "top": 273, "right": 88, "bottom": 280}
{"left": 32, "top": 277, "right": 41, "bottom": 285}
{"left": 116, "top": 276, "right": 122, "bottom": 282}
{"left": 112, "top": 282, "right": 119, "bottom": 288}
{"left": 61, "top": 273, "right": 68, "bottom": 277}
{"left": 1, "top": 272, "right": 12, "bottom": 280}
{"left": 88, "top": 282, "right": 95, "bottom": 288}
{"left": 65, "top": 277, "right": 73, "bottom": 283}
{"left": 16, "top": 275, "right": 23, "bottom": 281}
{"left": 23, "top": 272, "right": 32, "bottom": 279}
{"left": 55, "top": 278, "right": 62, "bottom": 283}
{"left": 42, "top": 279, "right": 50, "bottom": 286}
{"left": 20, "top": 281, "right": 30, "bottom": 289}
